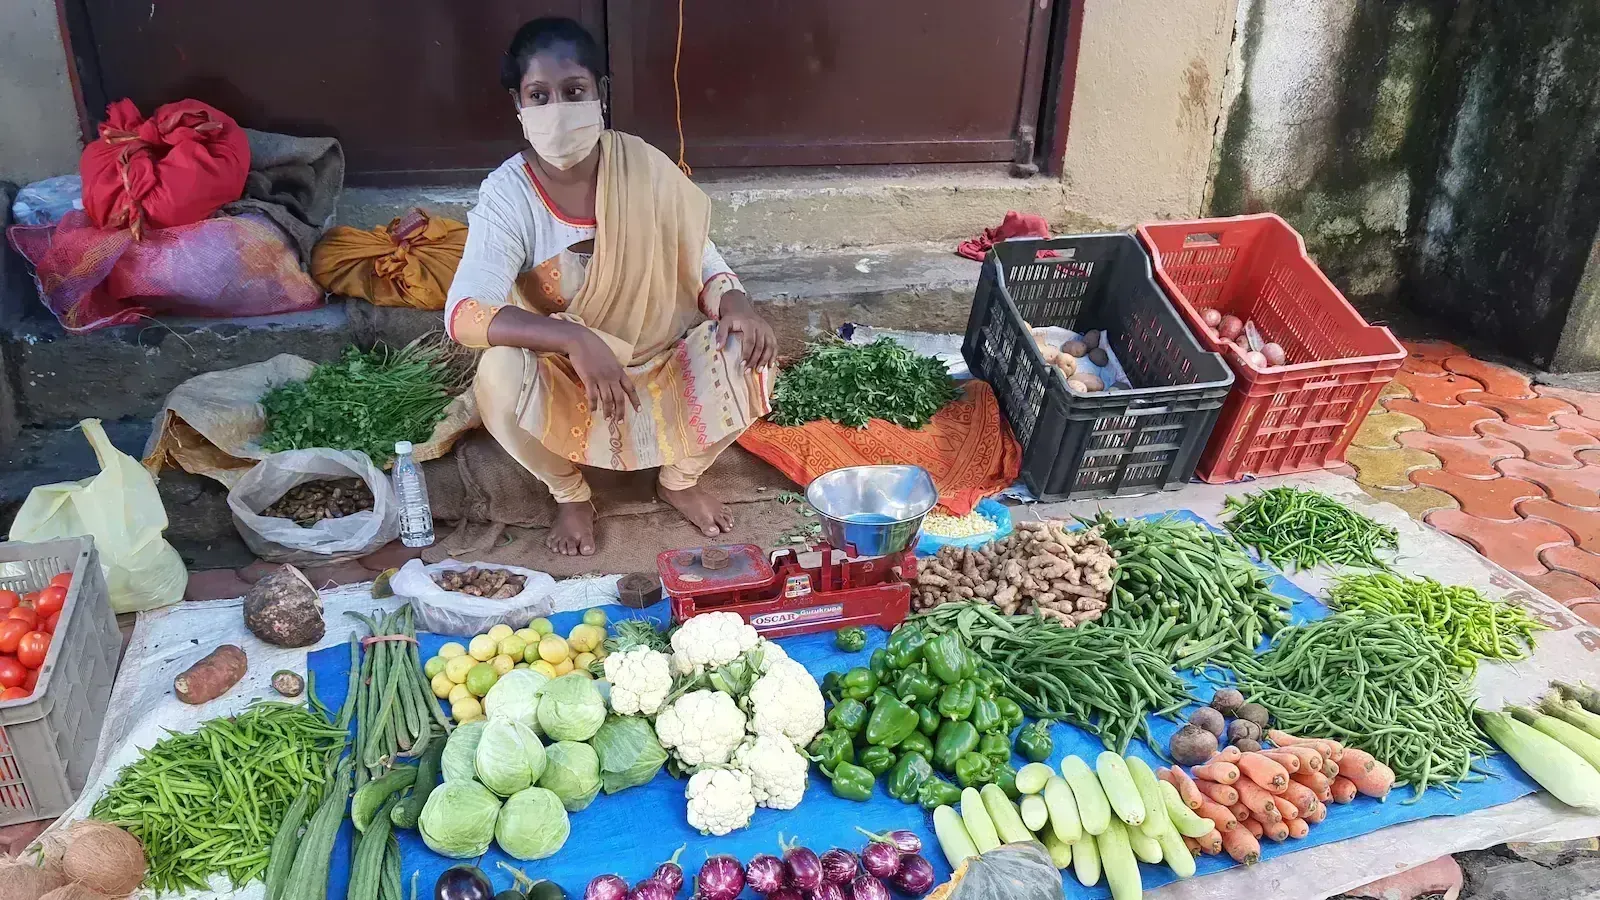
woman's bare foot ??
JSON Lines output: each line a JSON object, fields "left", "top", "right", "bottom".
{"left": 547, "top": 502, "right": 597, "bottom": 556}
{"left": 658, "top": 483, "right": 735, "bottom": 537}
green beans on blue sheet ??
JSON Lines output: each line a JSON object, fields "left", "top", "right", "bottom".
{"left": 1222, "top": 486, "right": 1399, "bottom": 571}
{"left": 1326, "top": 572, "right": 1543, "bottom": 673}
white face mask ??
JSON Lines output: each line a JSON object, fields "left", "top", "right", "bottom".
{"left": 519, "top": 100, "right": 603, "bottom": 169}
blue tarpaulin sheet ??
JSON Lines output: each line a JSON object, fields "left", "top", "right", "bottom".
{"left": 311, "top": 510, "right": 1537, "bottom": 898}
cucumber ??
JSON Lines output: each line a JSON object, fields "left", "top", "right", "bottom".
{"left": 352, "top": 766, "right": 416, "bottom": 832}
{"left": 1016, "top": 762, "right": 1056, "bottom": 795}
{"left": 1040, "top": 829, "right": 1074, "bottom": 869}
{"left": 1071, "top": 830, "right": 1102, "bottom": 887}
{"left": 1159, "top": 781, "right": 1215, "bottom": 839}
{"left": 1126, "top": 822, "right": 1163, "bottom": 864}
{"left": 933, "top": 805, "right": 979, "bottom": 867}
{"left": 1061, "top": 755, "right": 1112, "bottom": 836}
{"left": 1041, "top": 776, "right": 1083, "bottom": 844}
{"left": 390, "top": 741, "right": 444, "bottom": 830}
{"left": 1097, "top": 819, "right": 1143, "bottom": 900}
{"left": 961, "top": 786, "right": 1001, "bottom": 852}
{"left": 1095, "top": 751, "right": 1145, "bottom": 827}
{"left": 1019, "top": 794, "right": 1050, "bottom": 832}
{"left": 1125, "top": 756, "right": 1168, "bottom": 838}
{"left": 981, "top": 783, "right": 1032, "bottom": 844}
{"left": 1156, "top": 816, "right": 1196, "bottom": 878}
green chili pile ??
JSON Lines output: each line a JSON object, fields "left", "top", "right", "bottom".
{"left": 911, "top": 602, "right": 1192, "bottom": 754}
{"left": 90, "top": 702, "right": 349, "bottom": 892}
{"left": 1326, "top": 572, "right": 1544, "bottom": 672}
{"left": 1235, "top": 610, "right": 1492, "bottom": 800}
{"left": 1222, "top": 486, "right": 1399, "bottom": 571}
{"left": 770, "top": 336, "right": 960, "bottom": 428}
{"left": 1095, "top": 513, "right": 1294, "bottom": 669}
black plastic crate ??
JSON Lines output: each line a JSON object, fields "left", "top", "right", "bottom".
{"left": 962, "top": 234, "right": 1234, "bottom": 501}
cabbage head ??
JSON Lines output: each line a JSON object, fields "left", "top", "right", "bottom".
{"left": 538, "top": 740, "right": 602, "bottom": 812}
{"left": 495, "top": 786, "right": 571, "bottom": 860}
{"left": 484, "top": 669, "right": 550, "bottom": 728}
{"left": 475, "top": 717, "right": 547, "bottom": 797}
{"left": 441, "top": 719, "right": 487, "bottom": 783}
{"left": 538, "top": 674, "right": 607, "bottom": 741}
{"left": 418, "top": 779, "right": 500, "bottom": 858}
{"left": 592, "top": 715, "right": 667, "bottom": 794}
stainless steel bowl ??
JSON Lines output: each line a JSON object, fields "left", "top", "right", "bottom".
{"left": 805, "top": 465, "right": 938, "bottom": 556}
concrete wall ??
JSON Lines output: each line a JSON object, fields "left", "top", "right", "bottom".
{"left": 0, "top": 0, "right": 82, "bottom": 183}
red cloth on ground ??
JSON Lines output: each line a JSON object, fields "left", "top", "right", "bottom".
{"left": 737, "top": 380, "right": 1022, "bottom": 515}
{"left": 81, "top": 98, "right": 250, "bottom": 238}
{"left": 955, "top": 210, "right": 1052, "bottom": 261}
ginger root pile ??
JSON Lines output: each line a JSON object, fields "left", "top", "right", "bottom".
{"left": 912, "top": 520, "right": 1116, "bottom": 626}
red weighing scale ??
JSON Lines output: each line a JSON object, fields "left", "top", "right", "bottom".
{"left": 657, "top": 542, "right": 915, "bottom": 638}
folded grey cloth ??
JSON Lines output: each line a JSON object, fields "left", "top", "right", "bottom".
{"left": 222, "top": 129, "right": 344, "bottom": 265}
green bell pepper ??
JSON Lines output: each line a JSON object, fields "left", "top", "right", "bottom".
{"left": 971, "top": 696, "right": 1003, "bottom": 733}
{"left": 915, "top": 704, "right": 940, "bottom": 736}
{"left": 869, "top": 648, "right": 890, "bottom": 682}
{"left": 807, "top": 730, "right": 854, "bottom": 771}
{"left": 995, "top": 696, "right": 1025, "bottom": 731}
{"left": 923, "top": 634, "right": 970, "bottom": 685}
{"left": 897, "top": 729, "right": 934, "bottom": 760}
{"left": 884, "top": 626, "right": 927, "bottom": 669}
{"left": 993, "top": 762, "right": 1020, "bottom": 799}
{"left": 821, "top": 670, "right": 842, "bottom": 700}
{"left": 970, "top": 669, "right": 1001, "bottom": 699}
{"left": 865, "top": 694, "right": 919, "bottom": 747}
{"left": 918, "top": 775, "right": 963, "bottom": 811}
{"left": 840, "top": 667, "right": 878, "bottom": 702}
{"left": 822, "top": 761, "right": 875, "bottom": 801}
{"left": 834, "top": 627, "right": 867, "bottom": 652}
{"left": 894, "top": 668, "right": 941, "bottom": 705}
{"left": 857, "top": 743, "right": 897, "bottom": 776}
{"left": 887, "top": 750, "right": 933, "bottom": 803}
{"left": 954, "top": 752, "right": 994, "bottom": 788}
{"left": 1014, "top": 719, "right": 1054, "bottom": 763}
{"left": 826, "top": 698, "right": 869, "bottom": 736}
{"left": 978, "top": 732, "right": 1011, "bottom": 764}
{"left": 937, "top": 680, "right": 977, "bottom": 721}
{"left": 933, "top": 720, "right": 980, "bottom": 772}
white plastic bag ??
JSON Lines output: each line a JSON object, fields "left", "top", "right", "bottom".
{"left": 227, "top": 449, "right": 400, "bottom": 564}
{"left": 392, "top": 558, "right": 557, "bottom": 636}
{"left": 8, "top": 419, "right": 187, "bottom": 614}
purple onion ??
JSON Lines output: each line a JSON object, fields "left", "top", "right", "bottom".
{"left": 630, "top": 881, "right": 675, "bottom": 900}
{"left": 848, "top": 875, "right": 889, "bottom": 900}
{"left": 586, "top": 875, "right": 630, "bottom": 900}
{"left": 653, "top": 846, "right": 687, "bottom": 894}
{"left": 810, "top": 884, "right": 848, "bottom": 900}
{"left": 890, "top": 857, "right": 935, "bottom": 897}
{"left": 784, "top": 846, "right": 824, "bottom": 892}
{"left": 745, "top": 854, "right": 787, "bottom": 895}
{"left": 859, "top": 841, "right": 901, "bottom": 880}
{"left": 819, "top": 849, "right": 859, "bottom": 885}
{"left": 697, "top": 856, "right": 745, "bottom": 900}
{"left": 769, "top": 890, "right": 804, "bottom": 900}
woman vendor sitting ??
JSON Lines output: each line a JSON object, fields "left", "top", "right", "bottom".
{"left": 449, "top": 17, "right": 778, "bottom": 557}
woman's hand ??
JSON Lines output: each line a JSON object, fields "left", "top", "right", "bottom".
{"left": 718, "top": 291, "right": 777, "bottom": 369}
{"left": 566, "top": 330, "right": 640, "bottom": 420}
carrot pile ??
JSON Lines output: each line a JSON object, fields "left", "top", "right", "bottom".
{"left": 1158, "top": 733, "right": 1396, "bottom": 866}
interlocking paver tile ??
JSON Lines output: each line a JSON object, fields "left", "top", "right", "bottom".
{"left": 1536, "top": 385, "right": 1600, "bottom": 420}
{"left": 1409, "top": 470, "right": 1545, "bottom": 520}
{"left": 1581, "top": 449, "right": 1600, "bottom": 466}
{"left": 1541, "top": 545, "right": 1600, "bottom": 589}
{"left": 1424, "top": 510, "right": 1572, "bottom": 576}
{"left": 1498, "top": 459, "right": 1600, "bottom": 509}
{"left": 1383, "top": 399, "right": 1500, "bottom": 438}
{"left": 1552, "top": 413, "right": 1600, "bottom": 439}
{"left": 1517, "top": 498, "right": 1600, "bottom": 552}
{"left": 1458, "top": 391, "right": 1575, "bottom": 427}
{"left": 1352, "top": 409, "right": 1426, "bottom": 449}
{"left": 1345, "top": 445, "right": 1441, "bottom": 490}
{"left": 1393, "top": 369, "right": 1483, "bottom": 406}
{"left": 1359, "top": 483, "right": 1458, "bottom": 519}
{"left": 1398, "top": 430, "right": 1522, "bottom": 479}
{"left": 1476, "top": 421, "right": 1599, "bottom": 467}
{"left": 1379, "top": 380, "right": 1412, "bottom": 402}
{"left": 1523, "top": 570, "right": 1600, "bottom": 605}
{"left": 1404, "top": 340, "right": 1470, "bottom": 362}
{"left": 1441, "top": 357, "right": 1535, "bottom": 398}
{"left": 1570, "top": 602, "right": 1600, "bottom": 626}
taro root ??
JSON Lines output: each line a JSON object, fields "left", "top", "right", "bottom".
{"left": 261, "top": 478, "right": 375, "bottom": 526}
{"left": 243, "top": 565, "right": 325, "bottom": 647}
{"left": 432, "top": 567, "right": 527, "bottom": 600}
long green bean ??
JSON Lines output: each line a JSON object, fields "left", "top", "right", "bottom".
{"left": 1222, "top": 486, "right": 1399, "bottom": 571}
{"left": 1326, "top": 572, "right": 1544, "bottom": 672}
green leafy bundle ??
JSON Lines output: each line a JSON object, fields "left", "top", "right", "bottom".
{"left": 770, "top": 336, "right": 960, "bottom": 429}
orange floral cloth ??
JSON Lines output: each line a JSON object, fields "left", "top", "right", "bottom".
{"left": 738, "top": 380, "right": 1022, "bottom": 514}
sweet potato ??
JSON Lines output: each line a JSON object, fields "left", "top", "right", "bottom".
{"left": 174, "top": 645, "right": 248, "bottom": 705}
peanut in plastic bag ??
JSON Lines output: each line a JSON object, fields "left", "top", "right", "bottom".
{"left": 927, "top": 842, "right": 1062, "bottom": 900}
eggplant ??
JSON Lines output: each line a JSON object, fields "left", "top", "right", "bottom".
{"left": 858, "top": 842, "right": 901, "bottom": 880}
{"left": 745, "top": 854, "right": 786, "bottom": 895}
{"left": 847, "top": 876, "right": 889, "bottom": 900}
{"left": 497, "top": 892, "right": 525, "bottom": 900}
{"left": 810, "top": 884, "right": 847, "bottom": 900}
{"left": 526, "top": 883, "right": 568, "bottom": 900}
{"left": 585, "top": 875, "right": 629, "bottom": 900}
{"left": 697, "top": 856, "right": 745, "bottom": 900}
{"left": 890, "top": 857, "right": 935, "bottom": 896}
{"left": 784, "top": 845, "right": 823, "bottom": 892}
{"left": 818, "top": 849, "right": 858, "bottom": 885}
{"left": 437, "top": 866, "right": 496, "bottom": 900}
{"left": 652, "top": 846, "right": 687, "bottom": 894}
{"left": 630, "top": 881, "right": 674, "bottom": 900}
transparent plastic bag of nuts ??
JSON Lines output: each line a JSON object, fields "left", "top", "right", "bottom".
{"left": 391, "top": 558, "right": 557, "bottom": 635}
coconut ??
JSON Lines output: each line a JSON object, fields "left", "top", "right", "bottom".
{"left": 59, "top": 820, "right": 145, "bottom": 898}
{"left": 39, "top": 885, "right": 111, "bottom": 900}
{"left": 0, "top": 858, "right": 70, "bottom": 900}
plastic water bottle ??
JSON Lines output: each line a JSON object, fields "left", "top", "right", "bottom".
{"left": 392, "top": 441, "right": 435, "bottom": 547}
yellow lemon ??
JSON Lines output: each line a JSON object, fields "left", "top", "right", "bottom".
{"left": 423, "top": 656, "right": 447, "bottom": 679}
{"left": 451, "top": 696, "right": 484, "bottom": 723}
{"left": 490, "top": 654, "right": 517, "bottom": 676}
{"left": 448, "top": 684, "right": 473, "bottom": 706}
{"left": 487, "top": 624, "right": 514, "bottom": 642}
{"left": 430, "top": 672, "right": 454, "bottom": 699}
{"left": 443, "top": 655, "right": 476, "bottom": 685}
{"left": 582, "top": 608, "right": 608, "bottom": 628}
{"left": 466, "top": 663, "right": 499, "bottom": 697}
{"left": 437, "top": 642, "right": 467, "bottom": 659}
{"left": 553, "top": 658, "right": 574, "bottom": 676}
{"left": 538, "top": 634, "right": 570, "bottom": 664}
{"left": 468, "top": 634, "right": 499, "bottom": 661}
{"left": 514, "top": 662, "right": 528, "bottom": 669}
{"left": 528, "top": 617, "right": 554, "bottom": 636}
{"left": 592, "top": 645, "right": 608, "bottom": 661}
{"left": 497, "top": 635, "right": 528, "bottom": 660}
{"left": 574, "top": 652, "right": 597, "bottom": 671}
{"left": 515, "top": 628, "right": 539, "bottom": 645}
{"left": 531, "top": 660, "right": 558, "bottom": 679}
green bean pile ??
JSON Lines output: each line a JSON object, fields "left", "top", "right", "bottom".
{"left": 911, "top": 602, "right": 1192, "bottom": 754}
{"left": 347, "top": 605, "right": 452, "bottom": 786}
{"left": 1327, "top": 572, "right": 1544, "bottom": 672}
{"left": 1094, "top": 513, "right": 1294, "bottom": 669}
{"left": 90, "top": 702, "right": 348, "bottom": 892}
{"left": 1235, "top": 611, "right": 1492, "bottom": 800}
{"left": 1222, "top": 486, "right": 1399, "bottom": 571}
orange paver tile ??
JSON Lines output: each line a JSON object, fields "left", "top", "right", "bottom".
{"left": 1536, "top": 385, "right": 1600, "bottom": 420}
{"left": 1581, "top": 449, "right": 1600, "bottom": 466}
{"left": 1379, "top": 380, "right": 1412, "bottom": 402}
{"left": 1441, "top": 357, "right": 1535, "bottom": 399}
{"left": 1352, "top": 409, "right": 1425, "bottom": 450}
{"left": 1346, "top": 445, "right": 1441, "bottom": 490}
{"left": 1541, "top": 545, "right": 1600, "bottom": 589}
{"left": 1398, "top": 430, "right": 1522, "bottom": 479}
{"left": 1383, "top": 399, "right": 1500, "bottom": 438}
{"left": 1409, "top": 470, "right": 1545, "bottom": 521}
{"left": 1570, "top": 602, "right": 1600, "bottom": 626}
{"left": 1424, "top": 510, "right": 1572, "bottom": 577}
{"left": 1552, "top": 412, "right": 1600, "bottom": 439}
{"left": 1393, "top": 369, "right": 1483, "bottom": 406}
{"left": 1523, "top": 570, "right": 1600, "bottom": 605}
{"left": 1358, "top": 483, "right": 1458, "bottom": 519}
{"left": 1517, "top": 497, "right": 1600, "bottom": 552}
{"left": 1404, "top": 340, "right": 1470, "bottom": 362}
{"left": 1498, "top": 459, "right": 1600, "bottom": 509}
{"left": 1459, "top": 391, "right": 1575, "bottom": 427}
{"left": 1477, "top": 421, "right": 1599, "bottom": 467}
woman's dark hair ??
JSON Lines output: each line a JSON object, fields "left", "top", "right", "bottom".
{"left": 500, "top": 17, "right": 605, "bottom": 91}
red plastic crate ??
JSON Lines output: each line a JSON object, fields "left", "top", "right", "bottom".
{"left": 1136, "top": 214, "right": 1405, "bottom": 483}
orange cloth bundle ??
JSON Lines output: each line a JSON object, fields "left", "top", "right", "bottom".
{"left": 310, "top": 208, "right": 467, "bottom": 310}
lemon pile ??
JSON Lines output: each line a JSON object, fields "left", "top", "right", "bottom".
{"left": 423, "top": 609, "right": 611, "bottom": 723}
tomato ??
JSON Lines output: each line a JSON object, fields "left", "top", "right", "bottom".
{"left": 42, "top": 612, "right": 59, "bottom": 634}
{"left": 35, "top": 586, "right": 66, "bottom": 617}
{"left": 0, "top": 657, "right": 23, "bottom": 689}
{"left": 15, "top": 632, "right": 49, "bottom": 670}
{"left": 7, "top": 607, "right": 37, "bottom": 629}
{"left": 0, "top": 590, "right": 17, "bottom": 612}
{"left": 22, "top": 591, "right": 40, "bottom": 606}
{"left": 23, "top": 668, "right": 38, "bottom": 691}
{"left": 48, "top": 573, "right": 72, "bottom": 590}
{"left": 0, "top": 620, "right": 27, "bottom": 654}
{"left": 0, "top": 687, "right": 28, "bottom": 702}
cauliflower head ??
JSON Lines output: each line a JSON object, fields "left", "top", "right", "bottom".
{"left": 671, "top": 612, "right": 758, "bottom": 676}
{"left": 745, "top": 658, "right": 825, "bottom": 747}
{"left": 654, "top": 689, "right": 746, "bottom": 767}
{"left": 603, "top": 646, "right": 673, "bottom": 716}
{"left": 684, "top": 768, "right": 756, "bottom": 836}
{"left": 734, "top": 735, "right": 808, "bottom": 811}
